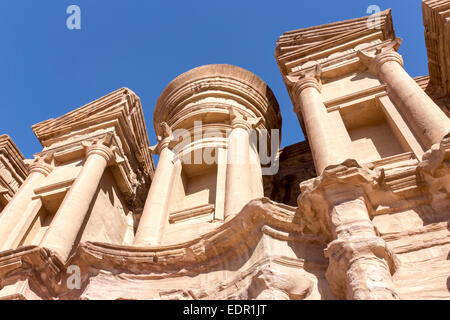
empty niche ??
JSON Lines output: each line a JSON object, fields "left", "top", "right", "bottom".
{"left": 19, "top": 190, "right": 66, "bottom": 247}
{"left": 17, "top": 159, "right": 82, "bottom": 248}
{"left": 168, "top": 162, "right": 218, "bottom": 224}
{"left": 340, "top": 99, "right": 407, "bottom": 163}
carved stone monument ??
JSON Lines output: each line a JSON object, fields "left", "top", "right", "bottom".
{"left": 0, "top": 1, "right": 449, "bottom": 300}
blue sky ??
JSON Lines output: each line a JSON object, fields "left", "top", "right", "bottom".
{"left": 0, "top": 0, "right": 428, "bottom": 158}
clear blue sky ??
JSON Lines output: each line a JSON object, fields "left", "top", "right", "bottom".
{"left": 0, "top": 0, "right": 428, "bottom": 158}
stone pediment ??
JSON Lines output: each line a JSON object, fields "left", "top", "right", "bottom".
{"left": 29, "top": 88, "right": 155, "bottom": 212}
{"left": 31, "top": 87, "right": 154, "bottom": 179}
{"left": 276, "top": 9, "right": 395, "bottom": 77}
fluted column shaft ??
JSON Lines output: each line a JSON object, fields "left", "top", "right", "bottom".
{"left": 0, "top": 161, "right": 52, "bottom": 250}
{"left": 293, "top": 78, "right": 342, "bottom": 175}
{"left": 374, "top": 51, "right": 450, "bottom": 148}
{"left": 134, "top": 143, "right": 175, "bottom": 246}
{"left": 40, "top": 144, "right": 113, "bottom": 262}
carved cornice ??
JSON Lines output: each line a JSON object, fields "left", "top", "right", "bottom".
{"left": 0, "top": 246, "right": 64, "bottom": 299}
{"left": 74, "top": 199, "right": 323, "bottom": 276}
{"left": 168, "top": 203, "right": 215, "bottom": 224}
{"left": 382, "top": 222, "right": 450, "bottom": 255}
{"left": 32, "top": 88, "right": 154, "bottom": 210}
{"left": 31, "top": 87, "right": 154, "bottom": 186}
{"left": 0, "top": 198, "right": 325, "bottom": 299}
{"left": 276, "top": 9, "right": 395, "bottom": 77}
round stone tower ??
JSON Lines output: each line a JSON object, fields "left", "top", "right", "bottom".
{"left": 134, "top": 64, "right": 281, "bottom": 246}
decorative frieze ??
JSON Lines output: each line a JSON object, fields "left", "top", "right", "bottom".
{"left": 276, "top": 9, "right": 395, "bottom": 77}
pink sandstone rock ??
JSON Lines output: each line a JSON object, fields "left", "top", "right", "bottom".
{"left": 0, "top": 2, "right": 449, "bottom": 300}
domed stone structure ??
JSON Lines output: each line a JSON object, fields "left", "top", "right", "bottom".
{"left": 135, "top": 64, "right": 282, "bottom": 246}
{"left": 0, "top": 2, "right": 449, "bottom": 300}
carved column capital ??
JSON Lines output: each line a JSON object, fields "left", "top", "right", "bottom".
{"left": 373, "top": 50, "right": 404, "bottom": 70}
{"left": 85, "top": 144, "right": 116, "bottom": 163}
{"left": 293, "top": 77, "right": 322, "bottom": 95}
{"left": 150, "top": 122, "right": 173, "bottom": 155}
{"left": 358, "top": 38, "right": 404, "bottom": 75}
{"left": 150, "top": 140, "right": 170, "bottom": 156}
{"left": 28, "top": 155, "right": 54, "bottom": 176}
{"left": 82, "top": 133, "right": 117, "bottom": 164}
{"left": 229, "top": 107, "right": 262, "bottom": 130}
{"left": 288, "top": 63, "right": 323, "bottom": 96}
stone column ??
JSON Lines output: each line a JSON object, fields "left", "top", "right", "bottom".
{"left": 299, "top": 162, "right": 399, "bottom": 300}
{"left": 214, "top": 147, "right": 228, "bottom": 221}
{"left": 249, "top": 137, "right": 264, "bottom": 199}
{"left": 324, "top": 192, "right": 398, "bottom": 300}
{"left": 0, "top": 158, "right": 52, "bottom": 250}
{"left": 134, "top": 125, "right": 176, "bottom": 246}
{"left": 360, "top": 46, "right": 450, "bottom": 149}
{"left": 40, "top": 139, "right": 115, "bottom": 262}
{"left": 224, "top": 108, "right": 262, "bottom": 219}
{"left": 292, "top": 75, "right": 343, "bottom": 175}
